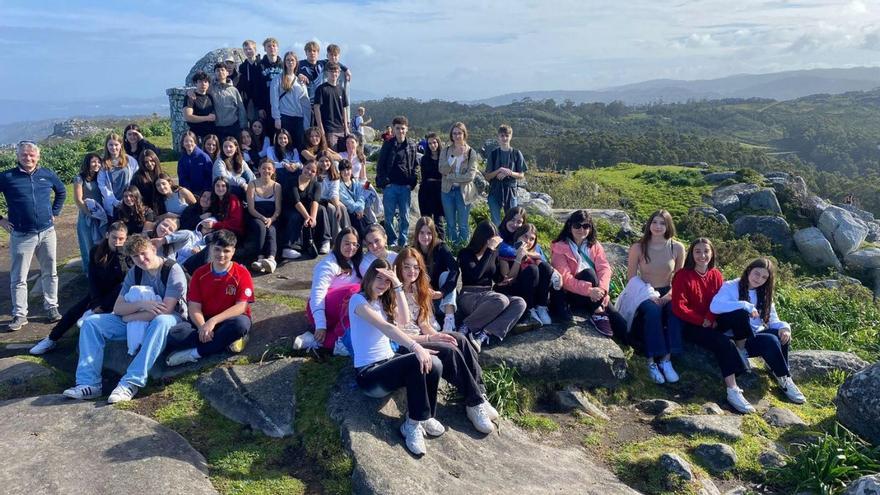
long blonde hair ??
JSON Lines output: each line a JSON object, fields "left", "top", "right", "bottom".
{"left": 103, "top": 132, "right": 130, "bottom": 170}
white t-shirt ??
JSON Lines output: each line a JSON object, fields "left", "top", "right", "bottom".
{"left": 359, "top": 251, "right": 398, "bottom": 279}
{"left": 349, "top": 293, "right": 395, "bottom": 368}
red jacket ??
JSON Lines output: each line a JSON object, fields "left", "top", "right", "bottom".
{"left": 213, "top": 194, "right": 245, "bottom": 236}
{"left": 671, "top": 267, "right": 723, "bottom": 326}
{"left": 550, "top": 240, "right": 611, "bottom": 297}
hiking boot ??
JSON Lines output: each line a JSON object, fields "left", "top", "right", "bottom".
{"left": 46, "top": 307, "right": 62, "bottom": 323}
{"left": 29, "top": 337, "right": 57, "bottom": 355}
{"left": 726, "top": 387, "right": 756, "bottom": 414}
{"left": 107, "top": 383, "right": 139, "bottom": 404}
{"left": 466, "top": 403, "right": 496, "bottom": 434}
{"left": 63, "top": 384, "right": 102, "bottom": 400}
{"left": 777, "top": 375, "right": 806, "bottom": 404}
{"left": 659, "top": 359, "right": 680, "bottom": 383}
{"left": 421, "top": 417, "right": 446, "bottom": 437}
{"left": 647, "top": 362, "right": 666, "bottom": 384}
{"left": 8, "top": 316, "right": 28, "bottom": 331}
{"left": 400, "top": 419, "right": 427, "bottom": 456}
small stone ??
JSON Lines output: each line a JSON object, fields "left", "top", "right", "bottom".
{"left": 844, "top": 474, "right": 880, "bottom": 495}
{"left": 655, "top": 415, "right": 744, "bottom": 441}
{"left": 701, "top": 402, "right": 725, "bottom": 415}
{"left": 554, "top": 386, "right": 610, "bottom": 421}
{"left": 758, "top": 450, "right": 787, "bottom": 468}
{"left": 763, "top": 407, "right": 807, "bottom": 428}
{"left": 659, "top": 452, "right": 694, "bottom": 481}
{"left": 635, "top": 399, "right": 681, "bottom": 416}
{"left": 693, "top": 443, "right": 738, "bottom": 474}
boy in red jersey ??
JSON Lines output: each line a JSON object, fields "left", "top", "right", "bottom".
{"left": 165, "top": 229, "right": 254, "bottom": 366}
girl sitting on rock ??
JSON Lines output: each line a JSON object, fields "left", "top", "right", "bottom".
{"left": 411, "top": 216, "right": 459, "bottom": 332}
{"left": 212, "top": 136, "right": 255, "bottom": 199}
{"left": 394, "top": 248, "right": 498, "bottom": 434}
{"left": 455, "top": 220, "right": 527, "bottom": 350}
{"left": 307, "top": 227, "right": 363, "bottom": 352}
{"left": 348, "top": 258, "right": 442, "bottom": 456}
{"left": 153, "top": 173, "right": 196, "bottom": 216}
{"left": 202, "top": 134, "right": 220, "bottom": 163}
{"left": 360, "top": 224, "right": 398, "bottom": 277}
{"left": 117, "top": 185, "right": 155, "bottom": 234}
{"left": 710, "top": 257, "right": 806, "bottom": 406}
{"left": 497, "top": 223, "right": 554, "bottom": 326}
{"left": 626, "top": 209, "right": 686, "bottom": 384}
{"left": 551, "top": 209, "right": 626, "bottom": 336}
{"left": 177, "top": 131, "right": 214, "bottom": 197}
{"left": 301, "top": 126, "right": 341, "bottom": 162}
{"left": 97, "top": 132, "right": 139, "bottom": 217}
{"left": 246, "top": 158, "right": 283, "bottom": 274}
{"left": 316, "top": 151, "right": 348, "bottom": 240}
{"left": 131, "top": 149, "right": 164, "bottom": 209}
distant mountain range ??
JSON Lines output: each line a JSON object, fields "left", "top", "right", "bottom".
{"left": 472, "top": 67, "right": 880, "bottom": 106}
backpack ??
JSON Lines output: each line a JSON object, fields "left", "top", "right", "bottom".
{"left": 134, "top": 258, "right": 190, "bottom": 288}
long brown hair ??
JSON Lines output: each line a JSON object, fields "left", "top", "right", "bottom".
{"left": 118, "top": 185, "right": 148, "bottom": 225}
{"left": 738, "top": 258, "right": 775, "bottom": 324}
{"left": 637, "top": 209, "right": 676, "bottom": 263}
{"left": 395, "top": 248, "right": 433, "bottom": 327}
{"left": 304, "top": 127, "right": 329, "bottom": 154}
{"left": 316, "top": 150, "right": 339, "bottom": 180}
{"left": 92, "top": 221, "right": 128, "bottom": 267}
{"left": 134, "top": 149, "right": 164, "bottom": 184}
{"left": 280, "top": 51, "right": 298, "bottom": 92}
{"left": 79, "top": 152, "right": 101, "bottom": 182}
{"left": 153, "top": 173, "right": 180, "bottom": 215}
{"left": 221, "top": 136, "right": 245, "bottom": 175}
{"left": 411, "top": 216, "right": 441, "bottom": 269}
{"left": 345, "top": 134, "right": 366, "bottom": 163}
{"left": 683, "top": 237, "right": 716, "bottom": 271}
{"left": 361, "top": 258, "right": 397, "bottom": 323}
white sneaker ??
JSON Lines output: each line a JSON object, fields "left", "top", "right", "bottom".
{"left": 421, "top": 417, "right": 446, "bottom": 437}
{"left": 442, "top": 314, "right": 456, "bottom": 332}
{"left": 262, "top": 257, "right": 277, "bottom": 273}
{"left": 726, "top": 387, "right": 756, "bottom": 414}
{"left": 481, "top": 396, "right": 500, "bottom": 420}
{"left": 535, "top": 306, "right": 552, "bottom": 326}
{"left": 107, "top": 383, "right": 138, "bottom": 404}
{"left": 738, "top": 347, "right": 752, "bottom": 371}
{"left": 319, "top": 241, "right": 331, "bottom": 254}
{"left": 466, "top": 403, "right": 496, "bottom": 434}
{"left": 165, "top": 349, "right": 199, "bottom": 367}
{"left": 62, "top": 384, "right": 102, "bottom": 400}
{"left": 648, "top": 362, "right": 666, "bottom": 384}
{"left": 399, "top": 419, "right": 427, "bottom": 456}
{"left": 282, "top": 248, "right": 302, "bottom": 260}
{"left": 659, "top": 359, "right": 679, "bottom": 383}
{"left": 250, "top": 259, "right": 265, "bottom": 273}
{"left": 777, "top": 375, "right": 806, "bottom": 404}
{"left": 293, "top": 332, "right": 317, "bottom": 350}
{"left": 29, "top": 337, "right": 57, "bottom": 355}
{"left": 528, "top": 308, "right": 544, "bottom": 326}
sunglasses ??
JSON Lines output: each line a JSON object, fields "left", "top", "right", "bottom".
{"left": 572, "top": 223, "right": 592, "bottom": 230}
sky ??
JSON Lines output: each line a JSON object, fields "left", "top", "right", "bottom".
{"left": 3, "top": 0, "right": 880, "bottom": 104}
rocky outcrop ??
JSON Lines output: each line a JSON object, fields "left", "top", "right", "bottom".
{"left": 0, "top": 395, "right": 216, "bottom": 495}
{"left": 762, "top": 407, "right": 806, "bottom": 428}
{"left": 50, "top": 119, "right": 106, "bottom": 140}
{"left": 689, "top": 206, "right": 728, "bottom": 224}
{"left": 844, "top": 474, "right": 880, "bottom": 495}
{"left": 655, "top": 414, "right": 744, "bottom": 441}
{"left": 794, "top": 227, "right": 842, "bottom": 269}
{"left": 517, "top": 187, "right": 554, "bottom": 217}
{"left": 732, "top": 215, "right": 792, "bottom": 249}
{"left": 845, "top": 248, "right": 880, "bottom": 270}
{"left": 693, "top": 443, "right": 737, "bottom": 473}
{"left": 553, "top": 208, "right": 635, "bottom": 239}
{"left": 788, "top": 350, "right": 869, "bottom": 381}
{"left": 835, "top": 361, "right": 880, "bottom": 445}
{"left": 710, "top": 183, "right": 781, "bottom": 215}
{"left": 0, "top": 357, "right": 53, "bottom": 388}
{"left": 703, "top": 171, "right": 737, "bottom": 184}
{"left": 818, "top": 206, "right": 868, "bottom": 255}
{"left": 327, "top": 368, "right": 639, "bottom": 495}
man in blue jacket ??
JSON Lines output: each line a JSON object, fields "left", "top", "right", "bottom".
{"left": 0, "top": 141, "right": 66, "bottom": 330}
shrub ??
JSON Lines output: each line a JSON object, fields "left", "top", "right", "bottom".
{"left": 145, "top": 120, "right": 171, "bottom": 137}
{"left": 483, "top": 362, "right": 521, "bottom": 417}
{"left": 676, "top": 211, "right": 733, "bottom": 243}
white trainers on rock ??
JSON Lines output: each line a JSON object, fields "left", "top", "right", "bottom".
{"left": 777, "top": 375, "right": 806, "bottom": 404}
{"left": 481, "top": 395, "right": 500, "bottom": 420}
{"left": 400, "top": 418, "right": 427, "bottom": 456}
{"left": 648, "top": 362, "right": 666, "bottom": 384}
{"left": 466, "top": 403, "right": 496, "bottom": 434}
{"left": 659, "top": 360, "right": 680, "bottom": 383}
{"left": 282, "top": 248, "right": 302, "bottom": 260}
{"left": 107, "top": 383, "right": 138, "bottom": 404}
{"left": 421, "top": 417, "right": 446, "bottom": 437}
{"left": 62, "top": 384, "right": 102, "bottom": 400}
{"left": 726, "top": 387, "right": 756, "bottom": 414}
{"left": 29, "top": 337, "right": 57, "bottom": 355}
{"left": 319, "top": 241, "right": 331, "bottom": 254}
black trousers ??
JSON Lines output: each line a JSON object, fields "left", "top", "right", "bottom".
{"left": 280, "top": 115, "right": 306, "bottom": 153}
{"left": 215, "top": 124, "right": 241, "bottom": 143}
{"left": 496, "top": 261, "right": 552, "bottom": 308}
{"left": 356, "top": 353, "right": 443, "bottom": 421}
{"left": 422, "top": 332, "right": 485, "bottom": 407}
{"left": 250, "top": 201, "right": 278, "bottom": 258}
{"left": 714, "top": 309, "right": 791, "bottom": 377}
{"left": 169, "top": 315, "right": 251, "bottom": 357}
{"left": 284, "top": 203, "right": 331, "bottom": 250}
{"left": 320, "top": 200, "right": 350, "bottom": 241}
{"left": 680, "top": 319, "right": 746, "bottom": 378}
{"left": 48, "top": 289, "right": 118, "bottom": 341}
{"left": 417, "top": 180, "right": 445, "bottom": 239}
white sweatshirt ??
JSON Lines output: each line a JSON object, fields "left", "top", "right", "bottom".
{"left": 710, "top": 279, "right": 789, "bottom": 332}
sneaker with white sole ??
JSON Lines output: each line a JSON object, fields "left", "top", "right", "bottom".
{"left": 466, "top": 403, "right": 496, "bottom": 434}
{"left": 480, "top": 396, "right": 500, "bottom": 420}
{"left": 7, "top": 316, "right": 28, "bottom": 331}
{"left": 282, "top": 248, "right": 302, "bottom": 260}
{"left": 262, "top": 257, "right": 277, "bottom": 273}
{"left": 400, "top": 418, "right": 427, "bottom": 456}
{"left": 726, "top": 386, "right": 756, "bottom": 414}
{"left": 535, "top": 306, "right": 552, "bottom": 326}
{"left": 29, "top": 337, "right": 57, "bottom": 355}
{"left": 319, "top": 241, "right": 331, "bottom": 254}
{"left": 738, "top": 347, "right": 752, "bottom": 371}
{"left": 777, "top": 375, "right": 806, "bottom": 404}
{"left": 165, "top": 349, "right": 199, "bottom": 367}
{"left": 62, "top": 384, "right": 102, "bottom": 400}
{"left": 250, "top": 259, "right": 265, "bottom": 273}
{"left": 659, "top": 359, "right": 680, "bottom": 383}
{"left": 647, "top": 362, "right": 666, "bottom": 384}
{"left": 421, "top": 417, "right": 446, "bottom": 437}
{"left": 107, "top": 383, "right": 138, "bottom": 404}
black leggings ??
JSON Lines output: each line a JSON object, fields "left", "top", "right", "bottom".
{"left": 250, "top": 201, "right": 278, "bottom": 258}
{"left": 169, "top": 315, "right": 251, "bottom": 357}
{"left": 680, "top": 320, "right": 746, "bottom": 378}
{"left": 564, "top": 268, "right": 627, "bottom": 335}
{"left": 417, "top": 180, "right": 445, "bottom": 239}
{"left": 48, "top": 289, "right": 118, "bottom": 341}
{"left": 714, "top": 309, "right": 791, "bottom": 377}
{"left": 356, "top": 353, "right": 443, "bottom": 421}
{"left": 496, "top": 261, "right": 552, "bottom": 308}
{"left": 284, "top": 203, "right": 331, "bottom": 249}
{"left": 422, "top": 332, "right": 484, "bottom": 407}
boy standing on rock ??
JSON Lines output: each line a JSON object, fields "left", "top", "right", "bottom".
{"left": 484, "top": 124, "right": 526, "bottom": 226}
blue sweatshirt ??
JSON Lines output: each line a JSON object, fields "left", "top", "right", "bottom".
{"left": 177, "top": 146, "right": 214, "bottom": 196}
{"left": 0, "top": 164, "right": 66, "bottom": 233}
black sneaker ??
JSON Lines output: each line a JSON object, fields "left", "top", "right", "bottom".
{"left": 46, "top": 307, "right": 62, "bottom": 323}
{"left": 8, "top": 316, "right": 28, "bottom": 331}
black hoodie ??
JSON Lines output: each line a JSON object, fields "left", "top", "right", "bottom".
{"left": 256, "top": 54, "right": 283, "bottom": 114}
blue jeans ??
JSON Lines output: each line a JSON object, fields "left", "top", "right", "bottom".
{"left": 488, "top": 193, "right": 518, "bottom": 227}
{"left": 76, "top": 212, "right": 105, "bottom": 277}
{"left": 382, "top": 184, "right": 411, "bottom": 246}
{"left": 635, "top": 298, "right": 681, "bottom": 358}
{"left": 75, "top": 312, "right": 181, "bottom": 388}
{"left": 441, "top": 188, "right": 470, "bottom": 245}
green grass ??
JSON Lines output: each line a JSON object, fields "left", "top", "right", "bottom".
{"left": 257, "top": 293, "right": 307, "bottom": 312}
{"left": 513, "top": 413, "right": 560, "bottom": 432}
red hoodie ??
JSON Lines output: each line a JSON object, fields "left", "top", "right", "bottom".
{"left": 212, "top": 194, "right": 245, "bottom": 236}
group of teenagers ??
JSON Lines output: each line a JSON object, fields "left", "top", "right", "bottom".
{"left": 298, "top": 205, "right": 807, "bottom": 456}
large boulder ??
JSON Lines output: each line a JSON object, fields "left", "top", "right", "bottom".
{"left": 692, "top": 443, "right": 738, "bottom": 474}
{"left": 655, "top": 414, "right": 744, "bottom": 441}
{"left": 0, "top": 357, "right": 53, "bottom": 388}
{"left": 327, "top": 368, "right": 639, "bottom": 495}
{"left": 481, "top": 325, "right": 628, "bottom": 388}
{"left": 361, "top": 125, "right": 377, "bottom": 143}
{"left": 554, "top": 208, "right": 635, "bottom": 238}
{"left": 603, "top": 242, "right": 629, "bottom": 271}
{"left": 185, "top": 48, "right": 244, "bottom": 86}
{"left": 732, "top": 215, "right": 792, "bottom": 249}
{"left": 818, "top": 206, "right": 868, "bottom": 255}
{"left": 835, "top": 361, "right": 880, "bottom": 445}
{"left": 196, "top": 358, "right": 302, "bottom": 438}
{"left": 793, "top": 227, "right": 842, "bottom": 269}
{"left": 788, "top": 350, "right": 869, "bottom": 382}
{"left": 844, "top": 474, "right": 880, "bottom": 495}
{"left": 689, "top": 206, "right": 729, "bottom": 225}
{"left": 711, "top": 183, "right": 760, "bottom": 215}
{"left": 805, "top": 194, "right": 831, "bottom": 222}
{"left": 845, "top": 248, "right": 880, "bottom": 270}
{"left": 0, "top": 395, "right": 216, "bottom": 495}
{"left": 746, "top": 188, "right": 782, "bottom": 214}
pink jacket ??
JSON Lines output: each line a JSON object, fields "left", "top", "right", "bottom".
{"left": 550, "top": 240, "right": 611, "bottom": 297}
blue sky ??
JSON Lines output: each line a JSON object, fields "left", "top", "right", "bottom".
{"left": 2, "top": 0, "right": 880, "bottom": 103}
